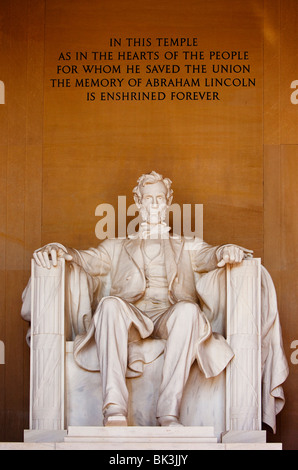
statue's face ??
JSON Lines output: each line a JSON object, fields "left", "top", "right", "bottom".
{"left": 139, "top": 181, "right": 169, "bottom": 224}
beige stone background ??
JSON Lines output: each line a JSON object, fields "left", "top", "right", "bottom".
{"left": 0, "top": 0, "right": 297, "bottom": 449}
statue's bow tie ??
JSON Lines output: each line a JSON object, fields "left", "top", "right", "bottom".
{"left": 129, "top": 222, "right": 171, "bottom": 239}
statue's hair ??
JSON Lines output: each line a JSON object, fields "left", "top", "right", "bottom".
{"left": 133, "top": 171, "right": 173, "bottom": 206}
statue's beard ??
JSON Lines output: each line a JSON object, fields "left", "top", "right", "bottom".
{"left": 139, "top": 204, "right": 168, "bottom": 225}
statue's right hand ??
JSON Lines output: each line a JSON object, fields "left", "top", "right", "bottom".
{"left": 33, "top": 244, "right": 73, "bottom": 269}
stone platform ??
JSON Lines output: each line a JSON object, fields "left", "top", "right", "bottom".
{"left": 0, "top": 426, "right": 283, "bottom": 450}
{"left": 63, "top": 425, "right": 217, "bottom": 449}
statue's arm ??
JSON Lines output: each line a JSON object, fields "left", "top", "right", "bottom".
{"left": 189, "top": 238, "right": 253, "bottom": 273}
{"left": 33, "top": 242, "right": 72, "bottom": 268}
{"left": 33, "top": 240, "right": 112, "bottom": 277}
{"left": 67, "top": 244, "right": 112, "bottom": 276}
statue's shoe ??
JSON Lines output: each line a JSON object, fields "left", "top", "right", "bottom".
{"left": 157, "top": 416, "right": 184, "bottom": 427}
{"left": 103, "top": 404, "right": 128, "bottom": 426}
{"left": 103, "top": 414, "right": 128, "bottom": 426}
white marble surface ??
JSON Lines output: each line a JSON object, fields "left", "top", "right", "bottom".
{"left": 61, "top": 426, "right": 281, "bottom": 450}
{"left": 65, "top": 425, "right": 218, "bottom": 443}
{"left": 222, "top": 430, "right": 266, "bottom": 443}
{"left": 66, "top": 341, "right": 103, "bottom": 426}
{"left": 0, "top": 440, "right": 283, "bottom": 451}
{"left": 27, "top": 257, "right": 279, "bottom": 444}
{"left": 225, "top": 259, "right": 262, "bottom": 431}
{"left": 24, "top": 429, "right": 67, "bottom": 443}
{"left": 66, "top": 340, "right": 226, "bottom": 439}
{"left": 28, "top": 259, "right": 264, "bottom": 440}
{"left": 30, "top": 259, "right": 65, "bottom": 431}
{"left": 7, "top": 426, "right": 283, "bottom": 450}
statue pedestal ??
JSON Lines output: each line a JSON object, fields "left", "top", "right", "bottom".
{"left": 221, "top": 430, "right": 267, "bottom": 443}
{"left": 17, "top": 426, "right": 283, "bottom": 450}
{"left": 63, "top": 425, "right": 217, "bottom": 449}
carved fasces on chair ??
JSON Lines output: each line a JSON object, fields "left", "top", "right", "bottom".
{"left": 30, "top": 259, "right": 65, "bottom": 430}
{"left": 225, "top": 258, "right": 262, "bottom": 434}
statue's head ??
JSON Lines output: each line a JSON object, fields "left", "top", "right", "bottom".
{"left": 133, "top": 171, "right": 173, "bottom": 224}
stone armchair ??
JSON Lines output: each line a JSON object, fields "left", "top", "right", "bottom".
{"left": 22, "top": 257, "right": 281, "bottom": 445}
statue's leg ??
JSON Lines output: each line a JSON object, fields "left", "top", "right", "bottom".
{"left": 93, "top": 296, "right": 138, "bottom": 425}
{"left": 154, "top": 300, "right": 201, "bottom": 425}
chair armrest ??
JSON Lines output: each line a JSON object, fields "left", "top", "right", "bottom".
{"left": 225, "top": 258, "right": 262, "bottom": 433}
{"left": 29, "top": 258, "right": 66, "bottom": 431}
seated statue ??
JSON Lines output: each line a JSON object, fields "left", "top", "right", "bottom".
{"left": 24, "top": 171, "right": 288, "bottom": 432}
